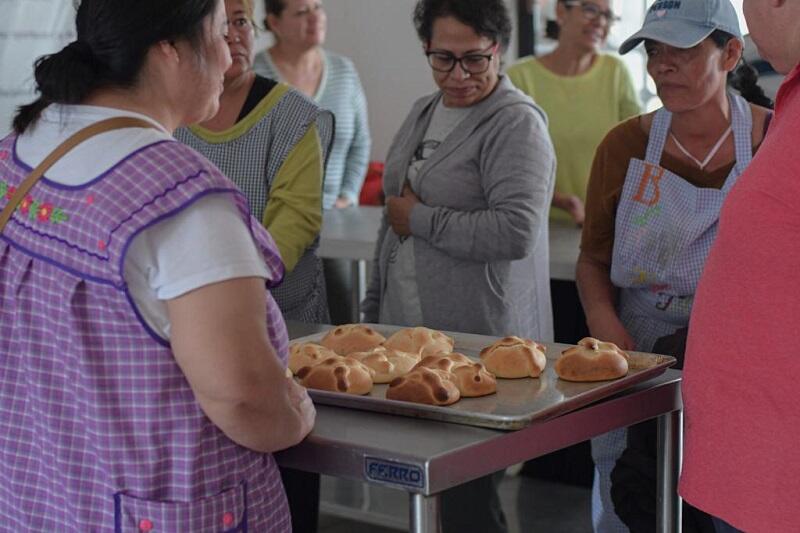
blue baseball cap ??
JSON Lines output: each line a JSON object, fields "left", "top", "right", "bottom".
{"left": 619, "top": 0, "right": 742, "bottom": 55}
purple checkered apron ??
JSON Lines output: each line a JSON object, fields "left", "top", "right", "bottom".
{"left": 0, "top": 134, "right": 291, "bottom": 532}
{"left": 590, "top": 93, "right": 754, "bottom": 533}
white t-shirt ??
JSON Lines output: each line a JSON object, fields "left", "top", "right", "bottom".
{"left": 16, "top": 104, "right": 269, "bottom": 339}
{"left": 380, "top": 99, "right": 469, "bottom": 326}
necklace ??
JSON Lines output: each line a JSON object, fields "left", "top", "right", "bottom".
{"left": 669, "top": 126, "right": 732, "bottom": 170}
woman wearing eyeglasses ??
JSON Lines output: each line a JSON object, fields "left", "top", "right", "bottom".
{"left": 363, "top": 1, "right": 555, "bottom": 531}
{"left": 576, "top": 0, "right": 772, "bottom": 531}
{"left": 174, "top": 1, "right": 332, "bottom": 530}
{"left": 176, "top": 0, "right": 332, "bottom": 326}
{"left": 508, "top": 0, "right": 640, "bottom": 226}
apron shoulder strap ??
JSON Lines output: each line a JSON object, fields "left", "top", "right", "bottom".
{"left": 728, "top": 92, "right": 754, "bottom": 178}
{"left": 0, "top": 116, "right": 159, "bottom": 233}
{"left": 645, "top": 107, "right": 673, "bottom": 165}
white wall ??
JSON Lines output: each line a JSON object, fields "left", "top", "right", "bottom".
{"left": 4, "top": 0, "right": 516, "bottom": 158}
{"left": 0, "top": 0, "right": 76, "bottom": 134}
{"left": 0, "top": 1, "right": 760, "bottom": 142}
{"left": 255, "top": 0, "right": 518, "bottom": 162}
{"left": 324, "top": 0, "right": 435, "bottom": 163}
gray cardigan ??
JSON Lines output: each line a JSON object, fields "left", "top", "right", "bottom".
{"left": 362, "top": 77, "right": 556, "bottom": 341}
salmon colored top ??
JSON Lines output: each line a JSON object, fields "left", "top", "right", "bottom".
{"left": 680, "top": 62, "right": 800, "bottom": 533}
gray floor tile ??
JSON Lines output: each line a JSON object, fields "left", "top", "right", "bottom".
{"left": 319, "top": 513, "right": 401, "bottom": 533}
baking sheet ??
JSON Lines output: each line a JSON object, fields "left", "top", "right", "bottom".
{"left": 292, "top": 325, "right": 676, "bottom": 431}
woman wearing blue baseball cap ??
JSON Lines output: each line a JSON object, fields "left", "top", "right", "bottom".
{"left": 680, "top": 1, "right": 800, "bottom": 532}
{"left": 576, "top": 0, "right": 772, "bottom": 531}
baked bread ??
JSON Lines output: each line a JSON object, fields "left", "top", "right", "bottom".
{"left": 386, "top": 367, "right": 460, "bottom": 406}
{"left": 414, "top": 353, "right": 496, "bottom": 397}
{"left": 555, "top": 337, "right": 629, "bottom": 382}
{"left": 347, "top": 347, "right": 419, "bottom": 384}
{"left": 449, "top": 362, "right": 497, "bottom": 397}
{"left": 413, "top": 352, "right": 474, "bottom": 373}
{"left": 320, "top": 324, "right": 386, "bottom": 355}
{"left": 479, "top": 336, "right": 547, "bottom": 378}
{"left": 382, "top": 327, "right": 455, "bottom": 357}
{"left": 288, "top": 342, "right": 337, "bottom": 374}
{"left": 296, "top": 356, "right": 375, "bottom": 395}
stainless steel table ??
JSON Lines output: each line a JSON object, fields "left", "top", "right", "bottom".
{"left": 549, "top": 219, "right": 583, "bottom": 281}
{"left": 277, "top": 322, "right": 683, "bottom": 533}
{"left": 319, "top": 206, "right": 382, "bottom": 322}
{"left": 319, "top": 207, "right": 583, "bottom": 321}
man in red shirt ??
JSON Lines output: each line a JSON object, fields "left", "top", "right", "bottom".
{"left": 679, "top": 2, "right": 800, "bottom": 532}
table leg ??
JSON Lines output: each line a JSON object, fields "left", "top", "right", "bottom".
{"left": 657, "top": 409, "right": 683, "bottom": 533}
{"left": 409, "top": 492, "right": 441, "bottom": 533}
{"left": 350, "top": 259, "right": 367, "bottom": 323}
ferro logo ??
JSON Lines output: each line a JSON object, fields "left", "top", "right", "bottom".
{"left": 365, "top": 457, "right": 425, "bottom": 489}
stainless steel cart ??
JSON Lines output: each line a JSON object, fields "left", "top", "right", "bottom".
{"left": 277, "top": 322, "right": 683, "bottom": 533}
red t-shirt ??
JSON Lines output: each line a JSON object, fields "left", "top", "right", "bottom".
{"left": 679, "top": 62, "right": 800, "bottom": 532}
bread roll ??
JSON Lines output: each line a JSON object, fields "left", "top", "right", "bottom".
{"left": 449, "top": 362, "right": 497, "bottom": 397}
{"left": 383, "top": 327, "right": 455, "bottom": 357}
{"left": 296, "top": 356, "right": 374, "bottom": 395}
{"left": 320, "top": 324, "right": 386, "bottom": 355}
{"left": 414, "top": 353, "right": 497, "bottom": 397}
{"left": 479, "top": 336, "right": 547, "bottom": 378}
{"left": 555, "top": 337, "right": 629, "bottom": 382}
{"left": 413, "top": 352, "right": 474, "bottom": 373}
{"left": 348, "top": 347, "right": 419, "bottom": 384}
{"left": 288, "top": 342, "right": 337, "bottom": 374}
{"left": 386, "top": 367, "right": 460, "bottom": 406}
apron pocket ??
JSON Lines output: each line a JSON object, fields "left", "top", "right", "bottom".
{"left": 114, "top": 481, "right": 248, "bottom": 533}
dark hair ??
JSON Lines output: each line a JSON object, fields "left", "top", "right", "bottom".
{"left": 264, "top": 0, "right": 286, "bottom": 16}
{"left": 545, "top": 19, "right": 561, "bottom": 41}
{"left": 412, "top": 0, "right": 512, "bottom": 52}
{"left": 13, "top": 0, "right": 220, "bottom": 134}
{"left": 545, "top": 0, "right": 575, "bottom": 41}
{"left": 709, "top": 30, "right": 773, "bottom": 109}
{"left": 263, "top": 0, "right": 286, "bottom": 30}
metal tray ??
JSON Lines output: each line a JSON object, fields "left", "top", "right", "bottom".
{"left": 292, "top": 325, "right": 676, "bottom": 431}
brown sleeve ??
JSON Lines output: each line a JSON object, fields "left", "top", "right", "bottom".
{"left": 580, "top": 117, "right": 648, "bottom": 267}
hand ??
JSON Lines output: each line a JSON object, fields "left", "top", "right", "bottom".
{"left": 334, "top": 196, "right": 353, "bottom": 209}
{"left": 552, "top": 193, "right": 585, "bottom": 227}
{"left": 565, "top": 196, "right": 585, "bottom": 227}
{"left": 286, "top": 376, "right": 316, "bottom": 441}
{"left": 386, "top": 182, "right": 420, "bottom": 237}
{"left": 586, "top": 312, "right": 636, "bottom": 351}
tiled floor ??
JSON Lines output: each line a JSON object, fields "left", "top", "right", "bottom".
{"left": 318, "top": 473, "right": 593, "bottom": 533}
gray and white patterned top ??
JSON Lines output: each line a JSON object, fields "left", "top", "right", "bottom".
{"left": 176, "top": 84, "right": 334, "bottom": 323}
